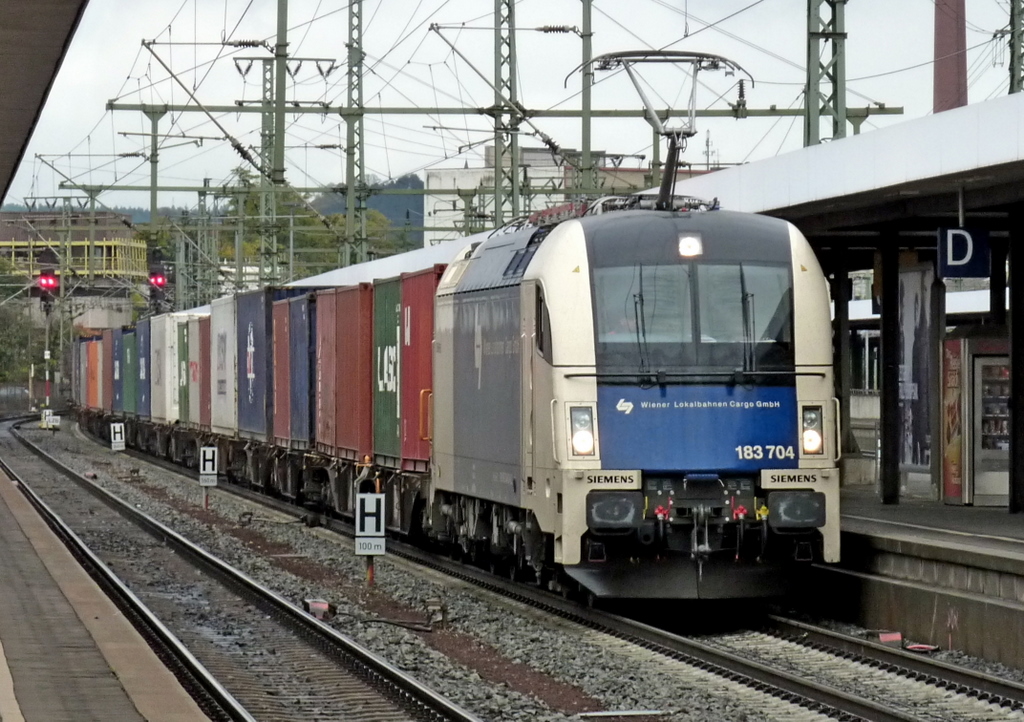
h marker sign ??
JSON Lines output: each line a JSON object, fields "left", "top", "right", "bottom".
{"left": 110, "top": 423, "right": 125, "bottom": 451}
{"left": 199, "top": 447, "right": 218, "bottom": 487}
{"left": 355, "top": 493, "right": 386, "bottom": 555}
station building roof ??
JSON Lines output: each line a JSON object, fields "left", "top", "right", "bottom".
{"left": 289, "top": 237, "right": 468, "bottom": 288}
{"left": 0, "top": 0, "right": 91, "bottom": 202}
{"left": 669, "top": 91, "right": 1024, "bottom": 245}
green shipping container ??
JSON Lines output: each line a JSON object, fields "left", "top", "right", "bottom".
{"left": 178, "top": 321, "right": 190, "bottom": 424}
{"left": 372, "top": 277, "right": 401, "bottom": 465}
{"left": 123, "top": 329, "right": 138, "bottom": 415}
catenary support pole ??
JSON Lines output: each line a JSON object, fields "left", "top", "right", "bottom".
{"left": 930, "top": 271, "right": 945, "bottom": 500}
{"left": 1009, "top": 205, "right": 1024, "bottom": 512}
{"left": 879, "top": 237, "right": 900, "bottom": 504}
{"left": 831, "top": 245, "right": 853, "bottom": 453}
{"left": 580, "top": 0, "right": 594, "bottom": 196}
{"left": 992, "top": 236, "right": 1008, "bottom": 326}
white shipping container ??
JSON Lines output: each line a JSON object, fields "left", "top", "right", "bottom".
{"left": 211, "top": 295, "right": 238, "bottom": 437}
{"left": 150, "top": 314, "right": 178, "bottom": 424}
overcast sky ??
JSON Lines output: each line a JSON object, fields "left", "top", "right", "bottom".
{"left": 3, "top": 0, "right": 1015, "bottom": 211}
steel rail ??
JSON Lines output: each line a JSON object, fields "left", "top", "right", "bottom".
{"left": 764, "top": 614, "right": 1024, "bottom": 711}
{"left": 11, "top": 421, "right": 483, "bottom": 722}
{"left": 121, "top": 436, "right": 1024, "bottom": 721}
{"left": 0, "top": 420, "right": 255, "bottom": 722}
{"left": 72, "top": 425, "right": 930, "bottom": 721}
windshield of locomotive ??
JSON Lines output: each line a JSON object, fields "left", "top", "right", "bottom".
{"left": 591, "top": 256, "right": 794, "bottom": 373}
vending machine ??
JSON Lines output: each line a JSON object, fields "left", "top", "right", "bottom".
{"left": 942, "top": 329, "right": 1009, "bottom": 506}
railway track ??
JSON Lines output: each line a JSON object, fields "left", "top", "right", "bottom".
{"left": 58, "top": 420, "right": 1024, "bottom": 721}
{"left": 0, "top": 418, "right": 481, "bottom": 722}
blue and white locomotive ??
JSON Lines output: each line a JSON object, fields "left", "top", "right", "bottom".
{"left": 427, "top": 199, "right": 838, "bottom": 599}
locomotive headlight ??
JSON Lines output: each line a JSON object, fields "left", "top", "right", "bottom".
{"left": 801, "top": 405, "right": 824, "bottom": 455}
{"left": 678, "top": 232, "right": 703, "bottom": 257}
{"left": 570, "top": 406, "right": 596, "bottom": 456}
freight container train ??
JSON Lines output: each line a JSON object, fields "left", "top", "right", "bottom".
{"left": 73, "top": 200, "right": 839, "bottom": 600}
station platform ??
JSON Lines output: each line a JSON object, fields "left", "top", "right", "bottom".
{"left": 0, "top": 471, "right": 209, "bottom": 721}
{"left": 842, "top": 484, "right": 1024, "bottom": 551}
{"left": 830, "top": 484, "right": 1024, "bottom": 669}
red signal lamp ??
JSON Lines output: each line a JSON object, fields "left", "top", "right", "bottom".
{"left": 149, "top": 273, "right": 167, "bottom": 288}
{"left": 38, "top": 273, "right": 58, "bottom": 290}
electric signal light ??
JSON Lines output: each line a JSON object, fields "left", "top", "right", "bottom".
{"left": 149, "top": 273, "right": 167, "bottom": 288}
{"left": 38, "top": 272, "right": 58, "bottom": 290}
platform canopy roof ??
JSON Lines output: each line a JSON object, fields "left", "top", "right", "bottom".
{"left": 289, "top": 237, "right": 470, "bottom": 288}
{"left": 0, "top": 0, "right": 91, "bottom": 203}
{"left": 670, "top": 91, "right": 1024, "bottom": 258}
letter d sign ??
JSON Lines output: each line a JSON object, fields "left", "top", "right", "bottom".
{"left": 938, "top": 227, "right": 990, "bottom": 279}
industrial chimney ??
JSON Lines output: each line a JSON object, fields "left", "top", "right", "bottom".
{"left": 933, "top": 0, "right": 968, "bottom": 112}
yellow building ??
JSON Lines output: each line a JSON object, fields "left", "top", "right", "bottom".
{"left": 0, "top": 211, "right": 147, "bottom": 282}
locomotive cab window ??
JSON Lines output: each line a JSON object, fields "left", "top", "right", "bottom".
{"left": 698, "top": 264, "right": 792, "bottom": 344}
{"left": 588, "top": 223, "right": 794, "bottom": 375}
{"left": 536, "top": 288, "right": 552, "bottom": 363}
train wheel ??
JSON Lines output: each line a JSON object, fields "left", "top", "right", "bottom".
{"left": 533, "top": 566, "right": 550, "bottom": 590}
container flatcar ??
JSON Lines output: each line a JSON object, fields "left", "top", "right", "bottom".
{"left": 87, "top": 201, "right": 840, "bottom": 602}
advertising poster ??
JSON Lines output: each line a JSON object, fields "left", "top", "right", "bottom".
{"left": 942, "top": 340, "right": 963, "bottom": 503}
{"left": 898, "top": 266, "right": 933, "bottom": 471}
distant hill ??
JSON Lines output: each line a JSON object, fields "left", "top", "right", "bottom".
{"left": 309, "top": 174, "right": 424, "bottom": 246}
{"left": 4, "top": 174, "right": 426, "bottom": 245}
{"left": 1, "top": 204, "right": 152, "bottom": 225}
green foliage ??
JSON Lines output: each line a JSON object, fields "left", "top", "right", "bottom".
{"left": 211, "top": 167, "right": 413, "bottom": 278}
{"left": 309, "top": 174, "right": 424, "bottom": 247}
{"left": 0, "top": 303, "right": 58, "bottom": 384}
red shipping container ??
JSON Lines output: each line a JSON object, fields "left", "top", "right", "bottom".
{"left": 400, "top": 265, "right": 444, "bottom": 470}
{"left": 272, "top": 299, "right": 291, "bottom": 444}
{"left": 315, "top": 290, "right": 338, "bottom": 456}
{"left": 335, "top": 283, "right": 374, "bottom": 461}
{"left": 101, "top": 329, "right": 114, "bottom": 413}
{"left": 199, "top": 316, "right": 212, "bottom": 430}
{"left": 86, "top": 339, "right": 101, "bottom": 410}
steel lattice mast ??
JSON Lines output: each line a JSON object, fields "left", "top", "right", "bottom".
{"left": 804, "top": 0, "right": 848, "bottom": 145}
{"left": 1011, "top": 1, "right": 1024, "bottom": 93}
{"left": 345, "top": 0, "right": 368, "bottom": 265}
{"left": 493, "top": 0, "right": 520, "bottom": 227}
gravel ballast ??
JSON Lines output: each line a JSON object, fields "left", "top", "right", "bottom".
{"left": 18, "top": 423, "right": 847, "bottom": 722}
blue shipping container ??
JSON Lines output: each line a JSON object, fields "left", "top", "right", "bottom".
{"left": 237, "top": 288, "right": 313, "bottom": 442}
{"left": 289, "top": 295, "right": 314, "bottom": 447}
{"left": 112, "top": 329, "right": 124, "bottom": 413}
{"left": 123, "top": 328, "right": 137, "bottom": 415}
{"left": 236, "top": 290, "right": 270, "bottom": 440}
{"left": 136, "top": 318, "right": 152, "bottom": 419}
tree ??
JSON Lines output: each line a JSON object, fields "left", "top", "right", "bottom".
{"left": 212, "top": 167, "right": 404, "bottom": 279}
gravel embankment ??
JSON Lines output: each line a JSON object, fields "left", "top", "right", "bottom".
{"left": 21, "top": 423, "right": 839, "bottom": 722}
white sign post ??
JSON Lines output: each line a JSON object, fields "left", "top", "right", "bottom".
{"left": 110, "top": 423, "right": 125, "bottom": 451}
{"left": 355, "top": 492, "right": 386, "bottom": 585}
{"left": 198, "top": 446, "right": 218, "bottom": 510}
{"left": 40, "top": 410, "right": 60, "bottom": 431}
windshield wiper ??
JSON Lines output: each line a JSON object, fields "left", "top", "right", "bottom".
{"left": 634, "top": 266, "right": 651, "bottom": 374}
{"left": 739, "top": 263, "right": 756, "bottom": 373}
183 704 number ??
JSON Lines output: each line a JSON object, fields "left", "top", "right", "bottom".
{"left": 734, "top": 445, "right": 795, "bottom": 460}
